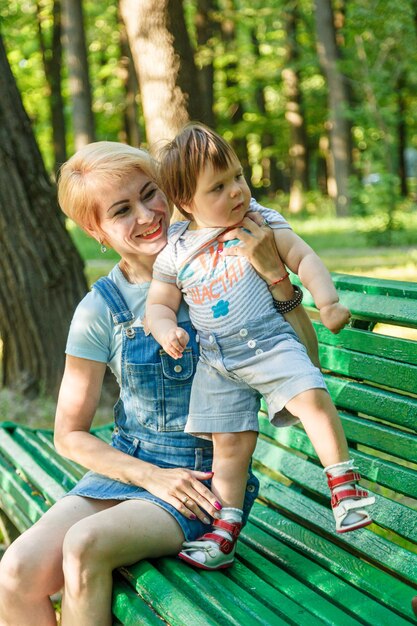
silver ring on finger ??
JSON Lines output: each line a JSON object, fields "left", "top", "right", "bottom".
{"left": 261, "top": 219, "right": 268, "bottom": 226}
{"left": 183, "top": 496, "right": 189, "bottom": 505}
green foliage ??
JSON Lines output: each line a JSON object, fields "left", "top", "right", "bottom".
{"left": 2, "top": 0, "right": 417, "bottom": 221}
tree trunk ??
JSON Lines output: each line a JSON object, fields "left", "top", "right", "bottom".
{"left": 0, "top": 36, "right": 88, "bottom": 397}
{"left": 36, "top": 0, "right": 67, "bottom": 176}
{"left": 194, "top": 0, "right": 217, "bottom": 127}
{"left": 62, "top": 0, "right": 95, "bottom": 150}
{"left": 314, "top": 0, "right": 351, "bottom": 215}
{"left": 283, "top": 6, "right": 309, "bottom": 213}
{"left": 167, "top": 0, "right": 204, "bottom": 123}
{"left": 119, "top": 15, "right": 141, "bottom": 148}
{"left": 119, "top": 0, "right": 189, "bottom": 149}
{"left": 219, "top": 1, "right": 250, "bottom": 179}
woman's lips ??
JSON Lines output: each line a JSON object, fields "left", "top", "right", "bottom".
{"left": 140, "top": 222, "right": 163, "bottom": 240}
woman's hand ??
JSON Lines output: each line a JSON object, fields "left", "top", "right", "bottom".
{"left": 142, "top": 466, "right": 222, "bottom": 524}
{"left": 218, "top": 212, "right": 288, "bottom": 285}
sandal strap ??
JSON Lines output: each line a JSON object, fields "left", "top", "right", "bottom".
{"left": 327, "top": 471, "right": 361, "bottom": 490}
{"left": 212, "top": 518, "right": 242, "bottom": 539}
{"left": 331, "top": 487, "right": 370, "bottom": 508}
{"left": 197, "top": 532, "right": 235, "bottom": 554}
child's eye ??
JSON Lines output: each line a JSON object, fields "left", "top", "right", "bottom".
{"left": 212, "top": 183, "right": 223, "bottom": 192}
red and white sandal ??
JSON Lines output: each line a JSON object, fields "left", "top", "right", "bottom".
{"left": 325, "top": 463, "right": 375, "bottom": 533}
{"left": 178, "top": 518, "right": 242, "bottom": 570}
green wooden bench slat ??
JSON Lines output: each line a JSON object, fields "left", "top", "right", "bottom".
{"left": 158, "top": 557, "right": 294, "bottom": 626}
{"left": 226, "top": 557, "right": 351, "bottom": 625}
{"left": 13, "top": 429, "right": 80, "bottom": 491}
{"left": 254, "top": 436, "right": 417, "bottom": 543}
{"left": 0, "top": 492, "right": 34, "bottom": 535}
{"left": 245, "top": 505, "right": 416, "bottom": 623}
{"left": 0, "top": 430, "right": 65, "bottom": 505}
{"left": 0, "top": 455, "right": 48, "bottom": 522}
{"left": 319, "top": 344, "right": 417, "bottom": 395}
{"left": 239, "top": 528, "right": 411, "bottom": 626}
{"left": 254, "top": 472, "right": 417, "bottom": 585}
{"left": 340, "top": 412, "right": 417, "bottom": 463}
{"left": 112, "top": 577, "right": 165, "bottom": 625}
{"left": 121, "top": 561, "right": 221, "bottom": 626}
{"left": 324, "top": 376, "right": 417, "bottom": 432}
{"left": 313, "top": 322, "right": 417, "bottom": 366}
{"left": 258, "top": 416, "right": 417, "bottom": 499}
{"left": 234, "top": 542, "right": 362, "bottom": 626}
{"left": 294, "top": 274, "right": 417, "bottom": 328}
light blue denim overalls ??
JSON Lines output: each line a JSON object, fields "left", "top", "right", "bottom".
{"left": 67, "top": 277, "right": 259, "bottom": 540}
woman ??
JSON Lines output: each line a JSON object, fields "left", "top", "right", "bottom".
{"left": 0, "top": 141, "right": 316, "bottom": 626}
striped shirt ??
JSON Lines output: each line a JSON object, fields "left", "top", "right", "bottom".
{"left": 152, "top": 200, "right": 291, "bottom": 331}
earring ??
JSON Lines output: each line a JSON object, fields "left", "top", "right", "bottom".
{"left": 100, "top": 242, "right": 107, "bottom": 254}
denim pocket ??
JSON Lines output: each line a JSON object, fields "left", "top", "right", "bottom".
{"left": 125, "top": 349, "right": 196, "bottom": 432}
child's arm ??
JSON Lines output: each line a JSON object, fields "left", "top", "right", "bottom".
{"left": 273, "top": 229, "right": 351, "bottom": 334}
{"left": 146, "top": 279, "right": 189, "bottom": 359}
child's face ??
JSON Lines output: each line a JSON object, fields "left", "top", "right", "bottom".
{"left": 184, "top": 160, "right": 251, "bottom": 229}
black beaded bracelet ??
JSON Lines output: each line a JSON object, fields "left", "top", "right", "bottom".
{"left": 272, "top": 284, "right": 303, "bottom": 314}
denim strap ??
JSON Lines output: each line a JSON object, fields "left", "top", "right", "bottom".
{"left": 92, "top": 277, "right": 135, "bottom": 326}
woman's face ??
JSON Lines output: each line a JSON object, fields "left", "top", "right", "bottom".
{"left": 94, "top": 169, "right": 170, "bottom": 259}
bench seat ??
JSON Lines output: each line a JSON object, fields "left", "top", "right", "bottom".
{"left": 0, "top": 273, "right": 416, "bottom": 625}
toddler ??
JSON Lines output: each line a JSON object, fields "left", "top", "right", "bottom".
{"left": 146, "top": 123, "right": 375, "bottom": 570}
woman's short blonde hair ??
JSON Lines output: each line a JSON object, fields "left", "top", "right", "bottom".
{"left": 58, "top": 141, "right": 161, "bottom": 236}
{"left": 158, "top": 123, "right": 239, "bottom": 217}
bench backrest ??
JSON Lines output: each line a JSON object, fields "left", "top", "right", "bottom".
{"left": 253, "top": 273, "right": 417, "bottom": 591}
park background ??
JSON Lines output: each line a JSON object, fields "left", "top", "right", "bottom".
{"left": 0, "top": 0, "right": 416, "bottom": 427}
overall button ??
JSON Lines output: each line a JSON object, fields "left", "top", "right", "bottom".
{"left": 196, "top": 334, "right": 200, "bottom": 342}
{"left": 248, "top": 339, "right": 256, "bottom": 349}
{"left": 174, "top": 364, "right": 183, "bottom": 373}
{"left": 247, "top": 484, "right": 256, "bottom": 493}
{"left": 255, "top": 348, "right": 263, "bottom": 355}
{"left": 239, "top": 328, "right": 248, "bottom": 337}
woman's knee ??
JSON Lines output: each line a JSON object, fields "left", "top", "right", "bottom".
{"left": 0, "top": 537, "right": 44, "bottom": 594}
{"left": 62, "top": 521, "right": 111, "bottom": 590}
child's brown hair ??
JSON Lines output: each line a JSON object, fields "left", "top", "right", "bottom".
{"left": 159, "top": 123, "right": 239, "bottom": 217}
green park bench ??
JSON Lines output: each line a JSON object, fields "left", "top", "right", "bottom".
{"left": 0, "top": 273, "right": 416, "bottom": 625}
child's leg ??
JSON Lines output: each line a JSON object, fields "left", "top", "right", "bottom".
{"left": 211, "top": 431, "right": 258, "bottom": 507}
{"left": 285, "top": 389, "right": 375, "bottom": 532}
{"left": 179, "top": 431, "right": 257, "bottom": 570}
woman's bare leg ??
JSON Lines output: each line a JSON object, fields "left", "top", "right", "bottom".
{"left": 61, "top": 500, "right": 185, "bottom": 626}
{"left": 0, "top": 496, "right": 116, "bottom": 626}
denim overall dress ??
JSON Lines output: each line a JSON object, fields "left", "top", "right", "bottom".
{"left": 66, "top": 277, "right": 259, "bottom": 541}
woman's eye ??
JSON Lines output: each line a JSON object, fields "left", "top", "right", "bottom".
{"left": 142, "top": 187, "right": 157, "bottom": 201}
{"left": 114, "top": 206, "right": 129, "bottom": 217}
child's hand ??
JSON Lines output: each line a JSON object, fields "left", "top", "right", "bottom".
{"left": 319, "top": 302, "right": 351, "bottom": 334}
{"left": 162, "top": 327, "right": 190, "bottom": 359}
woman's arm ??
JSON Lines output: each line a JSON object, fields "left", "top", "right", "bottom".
{"left": 54, "top": 355, "right": 219, "bottom": 521}
{"left": 218, "top": 215, "right": 320, "bottom": 363}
